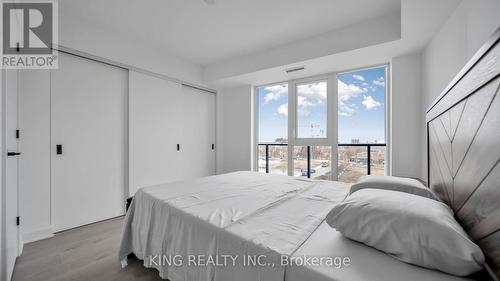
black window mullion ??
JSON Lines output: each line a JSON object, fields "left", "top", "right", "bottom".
{"left": 307, "top": 146, "right": 311, "bottom": 178}
{"left": 265, "top": 144, "right": 269, "bottom": 173}
{"left": 367, "top": 145, "right": 371, "bottom": 175}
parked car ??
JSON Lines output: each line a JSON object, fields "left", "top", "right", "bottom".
{"left": 301, "top": 168, "right": 316, "bottom": 176}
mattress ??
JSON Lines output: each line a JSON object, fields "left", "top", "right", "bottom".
{"left": 119, "top": 171, "right": 474, "bottom": 281}
{"left": 119, "top": 171, "right": 349, "bottom": 281}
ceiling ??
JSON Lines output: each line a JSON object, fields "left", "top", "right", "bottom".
{"left": 203, "top": 0, "right": 461, "bottom": 87}
{"left": 59, "top": 0, "right": 401, "bottom": 65}
{"left": 59, "top": 0, "right": 461, "bottom": 87}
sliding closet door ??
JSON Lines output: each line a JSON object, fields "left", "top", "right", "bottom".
{"left": 129, "top": 71, "right": 183, "bottom": 195}
{"left": 51, "top": 53, "right": 127, "bottom": 232}
{"left": 181, "top": 86, "right": 216, "bottom": 178}
{"left": 3, "top": 70, "right": 20, "bottom": 281}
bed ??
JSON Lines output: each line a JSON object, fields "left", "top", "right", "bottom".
{"left": 119, "top": 27, "right": 500, "bottom": 281}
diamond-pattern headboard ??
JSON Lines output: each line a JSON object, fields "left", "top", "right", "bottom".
{"left": 427, "top": 27, "right": 500, "bottom": 280}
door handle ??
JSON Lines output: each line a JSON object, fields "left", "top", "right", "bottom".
{"left": 7, "top": 152, "right": 21, "bottom": 157}
{"left": 56, "top": 144, "right": 63, "bottom": 155}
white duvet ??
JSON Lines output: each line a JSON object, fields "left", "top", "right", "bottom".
{"left": 118, "top": 171, "right": 350, "bottom": 281}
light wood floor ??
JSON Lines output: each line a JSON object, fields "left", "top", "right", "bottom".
{"left": 12, "top": 217, "right": 163, "bottom": 281}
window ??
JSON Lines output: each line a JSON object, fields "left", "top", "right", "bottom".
{"left": 293, "top": 145, "right": 331, "bottom": 179}
{"left": 292, "top": 146, "right": 307, "bottom": 177}
{"left": 296, "top": 80, "right": 327, "bottom": 139}
{"left": 256, "top": 84, "right": 288, "bottom": 175}
{"left": 337, "top": 67, "right": 387, "bottom": 182}
{"left": 256, "top": 65, "right": 388, "bottom": 182}
{"left": 310, "top": 146, "right": 331, "bottom": 180}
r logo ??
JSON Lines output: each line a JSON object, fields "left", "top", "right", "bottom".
{"left": 2, "top": 2, "right": 53, "bottom": 54}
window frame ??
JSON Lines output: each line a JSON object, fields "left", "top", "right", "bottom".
{"left": 290, "top": 74, "right": 336, "bottom": 146}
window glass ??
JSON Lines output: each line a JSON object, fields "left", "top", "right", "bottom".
{"left": 257, "top": 84, "right": 288, "bottom": 143}
{"left": 257, "top": 84, "right": 288, "bottom": 174}
{"left": 337, "top": 67, "right": 386, "bottom": 182}
{"left": 311, "top": 146, "right": 331, "bottom": 180}
{"left": 292, "top": 146, "right": 331, "bottom": 179}
{"left": 337, "top": 68, "right": 385, "bottom": 144}
{"left": 293, "top": 146, "right": 307, "bottom": 177}
{"left": 296, "top": 81, "right": 327, "bottom": 138}
{"left": 370, "top": 146, "right": 386, "bottom": 176}
{"left": 337, "top": 146, "right": 367, "bottom": 183}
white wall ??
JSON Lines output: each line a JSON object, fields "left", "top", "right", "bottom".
{"left": 205, "top": 12, "right": 401, "bottom": 82}
{"left": 422, "top": 0, "right": 500, "bottom": 108}
{"left": 421, "top": 0, "right": 500, "bottom": 179}
{"left": 216, "top": 85, "right": 253, "bottom": 174}
{"left": 391, "top": 53, "right": 423, "bottom": 179}
{"left": 59, "top": 11, "right": 204, "bottom": 87}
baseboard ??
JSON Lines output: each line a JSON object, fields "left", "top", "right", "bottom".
{"left": 22, "top": 226, "right": 54, "bottom": 244}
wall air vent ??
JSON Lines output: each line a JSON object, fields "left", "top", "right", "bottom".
{"left": 285, "top": 66, "right": 305, "bottom": 73}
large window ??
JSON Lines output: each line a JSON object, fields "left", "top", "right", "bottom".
{"left": 256, "top": 66, "right": 387, "bottom": 183}
{"left": 257, "top": 84, "right": 288, "bottom": 175}
{"left": 337, "top": 67, "right": 387, "bottom": 182}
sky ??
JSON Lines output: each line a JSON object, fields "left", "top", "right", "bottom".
{"left": 258, "top": 67, "right": 386, "bottom": 143}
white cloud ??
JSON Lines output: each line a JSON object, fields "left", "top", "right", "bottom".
{"left": 353, "top": 74, "right": 365, "bottom": 81}
{"left": 372, "top": 77, "right": 385, "bottom": 87}
{"left": 297, "top": 95, "right": 315, "bottom": 116}
{"left": 337, "top": 80, "right": 368, "bottom": 116}
{"left": 338, "top": 102, "right": 356, "bottom": 116}
{"left": 263, "top": 84, "right": 287, "bottom": 104}
{"left": 338, "top": 80, "right": 368, "bottom": 102}
{"left": 362, "top": 95, "right": 381, "bottom": 110}
{"left": 296, "top": 82, "right": 326, "bottom": 116}
{"left": 297, "top": 82, "right": 326, "bottom": 101}
{"left": 277, "top": 103, "right": 288, "bottom": 117}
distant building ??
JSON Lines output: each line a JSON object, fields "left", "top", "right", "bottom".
{"left": 275, "top": 138, "right": 287, "bottom": 144}
{"left": 351, "top": 139, "right": 360, "bottom": 144}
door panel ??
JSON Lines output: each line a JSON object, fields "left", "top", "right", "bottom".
{"left": 18, "top": 70, "right": 51, "bottom": 240}
{"left": 181, "top": 86, "right": 216, "bottom": 178}
{"left": 128, "top": 71, "right": 183, "bottom": 196}
{"left": 51, "top": 53, "right": 127, "bottom": 232}
{"left": 4, "top": 69, "right": 20, "bottom": 281}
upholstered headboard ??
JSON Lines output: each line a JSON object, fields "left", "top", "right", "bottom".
{"left": 427, "top": 27, "right": 500, "bottom": 280}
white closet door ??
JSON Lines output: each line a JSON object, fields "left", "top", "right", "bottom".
{"left": 4, "top": 70, "right": 20, "bottom": 281}
{"left": 181, "top": 85, "right": 216, "bottom": 178}
{"left": 129, "top": 71, "right": 183, "bottom": 196}
{"left": 51, "top": 53, "right": 127, "bottom": 232}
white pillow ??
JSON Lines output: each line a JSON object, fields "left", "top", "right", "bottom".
{"left": 350, "top": 175, "right": 440, "bottom": 201}
{"left": 326, "top": 189, "right": 484, "bottom": 276}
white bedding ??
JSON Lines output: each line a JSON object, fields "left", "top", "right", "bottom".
{"left": 119, "top": 171, "right": 474, "bottom": 281}
{"left": 118, "top": 171, "right": 349, "bottom": 281}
